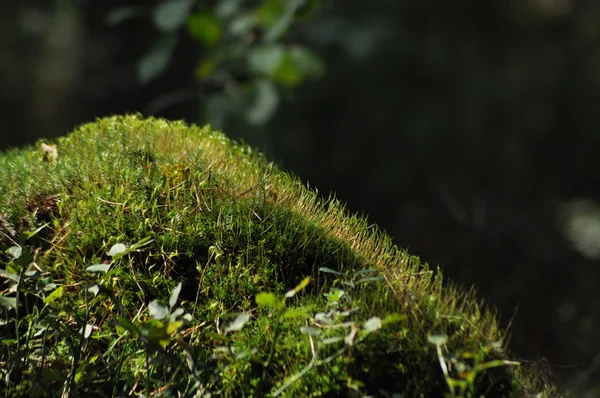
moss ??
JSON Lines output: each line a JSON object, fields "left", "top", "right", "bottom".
{"left": 0, "top": 115, "right": 557, "bottom": 397}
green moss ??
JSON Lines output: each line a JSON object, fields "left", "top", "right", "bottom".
{"left": 0, "top": 115, "right": 557, "bottom": 397}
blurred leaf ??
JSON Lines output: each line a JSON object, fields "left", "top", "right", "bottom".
{"left": 166, "top": 320, "right": 183, "bottom": 334}
{"left": 256, "top": 292, "right": 284, "bottom": 309}
{"left": 7, "top": 246, "right": 21, "bottom": 259}
{"left": 285, "top": 276, "right": 310, "bottom": 298}
{"left": 229, "top": 14, "right": 258, "bottom": 37}
{"left": 262, "top": 0, "right": 307, "bottom": 42}
{"left": 186, "top": 13, "right": 222, "bottom": 47}
{"left": 149, "top": 300, "right": 170, "bottom": 320}
{"left": 324, "top": 288, "right": 345, "bottom": 303}
{"left": 314, "top": 312, "right": 333, "bottom": 325}
{"left": 322, "top": 336, "right": 343, "bottom": 345}
{"left": 195, "top": 57, "right": 216, "bottom": 79}
{"left": 273, "top": 52, "right": 303, "bottom": 86}
{"left": 362, "top": 316, "right": 382, "bottom": 332}
{"left": 43, "top": 286, "right": 63, "bottom": 305}
{"left": 224, "top": 313, "right": 251, "bottom": 333}
{"left": 170, "top": 307, "right": 185, "bottom": 321}
{"left": 107, "top": 243, "right": 127, "bottom": 257}
{"left": 129, "top": 236, "right": 154, "bottom": 251}
{"left": 300, "top": 326, "right": 321, "bottom": 336}
{"left": 0, "top": 296, "right": 17, "bottom": 310}
{"left": 257, "top": 0, "right": 287, "bottom": 27}
{"left": 0, "top": 269, "right": 19, "bottom": 282}
{"left": 215, "top": 0, "right": 242, "bottom": 19}
{"left": 80, "top": 324, "right": 94, "bottom": 339}
{"left": 106, "top": 6, "right": 144, "bottom": 26}
{"left": 87, "top": 284, "right": 100, "bottom": 297}
{"left": 248, "top": 44, "right": 284, "bottom": 75}
{"left": 281, "top": 308, "right": 309, "bottom": 319}
{"left": 169, "top": 282, "right": 182, "bottom": 308}
{"left": 319, "top": 267, "right": 345, "bottom": 276}
{"left": 428, "top": 334, "right": 448, "bottom": 346}
{"left": 86, "top": 263, "right": 111, "bottom": 273}
{"left": 290, "top": 45, "right": 325, "bottom": 77}
{"left": 143, "top": 319, "right": 170, "bottom": 347}
{"left": 153, "top": 0, "right": 195, "bottom": 32}
{"left": 22, "top": 224, "right": 46, "bottom": 240}
{"left": 245, "top": 79, "right": 279, "bottom": 125}
{"left": 117, "top": 316, "right": 141, "bottom": 335}
{"left": 137, "top": 34, "right": 177, "bottom": 84}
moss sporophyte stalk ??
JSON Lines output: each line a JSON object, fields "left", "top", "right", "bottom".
{"left": 0, "top": 115, "right": 558, "bottom": 397}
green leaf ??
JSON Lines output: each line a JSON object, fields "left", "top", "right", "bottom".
{"left": 23, "top": 224, "right": 47, "bottom": 240}
{"left": 186, "top": 13, "right": 222, "bottom": 47}
{"left": 0, "top": 295, "right": 17, "bottom": 310}
{"left": 248, "top": 44, "right": 284, "bottom": 75}
{"left": 169, "top": 282, "right": 182, "bottom": 308}
{"left": 224, "top": 313, "right": 251, "bottom": 333}
{"left": 129, "top": 236, "right": 154, "bottom": 251}
{"left": 166, "top": 320, "right": 183, "bottom": 335}
{"left": 107, "top": 243, "right": 127, "bottom": 258}
{"left": 0, "top": 269, "right": 19, "bottom": 282}
{"left": 149, "top": 300, "right": 169, "bottom": 320}
{"left": 7, "top": 246, "right": 21, "bottom": 259}
{"left": 169, "top": 307, "right": 185, "bottom": 322}
{"left": 273, "top": 52, "right": 303, "bottom": 87}
{"left": 13, "top": 247, "right": 33, "bottom": 268}
{"left": 137, "top": 34, "right": 177, "bottom": 84}
{"left": 86, "top": 263, "right": 111, "bottom": 273}
{"left": 153, "top": 0, "right": 195, "bottom": 32}
{"left": 324, "top": 288, "right": 345, "bottom": 303}
{"left": 43, "top": 286, "right": 64, "bottom": 305}
{"left": 143, "top": 319, "right": 170, "bottom": 347}
{"left": 245, "top": 79, "right": 279, "bottom": 126}
{"left": 87, "top": 284, "right": 100, "bottom": 297}
{"left": 255, "top": 292, "right": 284, "bottom": 309}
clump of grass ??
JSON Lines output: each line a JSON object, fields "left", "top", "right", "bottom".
{"left": 0, "top": 114, "right": 557, "bottom": 397}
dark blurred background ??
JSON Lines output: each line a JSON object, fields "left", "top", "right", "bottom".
{"left": 2, "top": 0, "right": 600, "bottom": 394}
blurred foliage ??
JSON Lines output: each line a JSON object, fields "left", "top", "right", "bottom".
{"left": 107, "top": 0, "right": 325, "bottom": 129}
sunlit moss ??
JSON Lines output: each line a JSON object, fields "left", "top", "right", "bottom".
{"left": 0, "top": 115, "right": 557, "bottom": 397}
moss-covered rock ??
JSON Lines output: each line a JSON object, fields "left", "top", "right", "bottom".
{"left": 0, "top": 115, "right": 556, "bottom": 397}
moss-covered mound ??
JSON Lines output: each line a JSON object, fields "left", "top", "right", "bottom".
{"left": 0, "top": 115, "right": 555, "bottom": 397}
